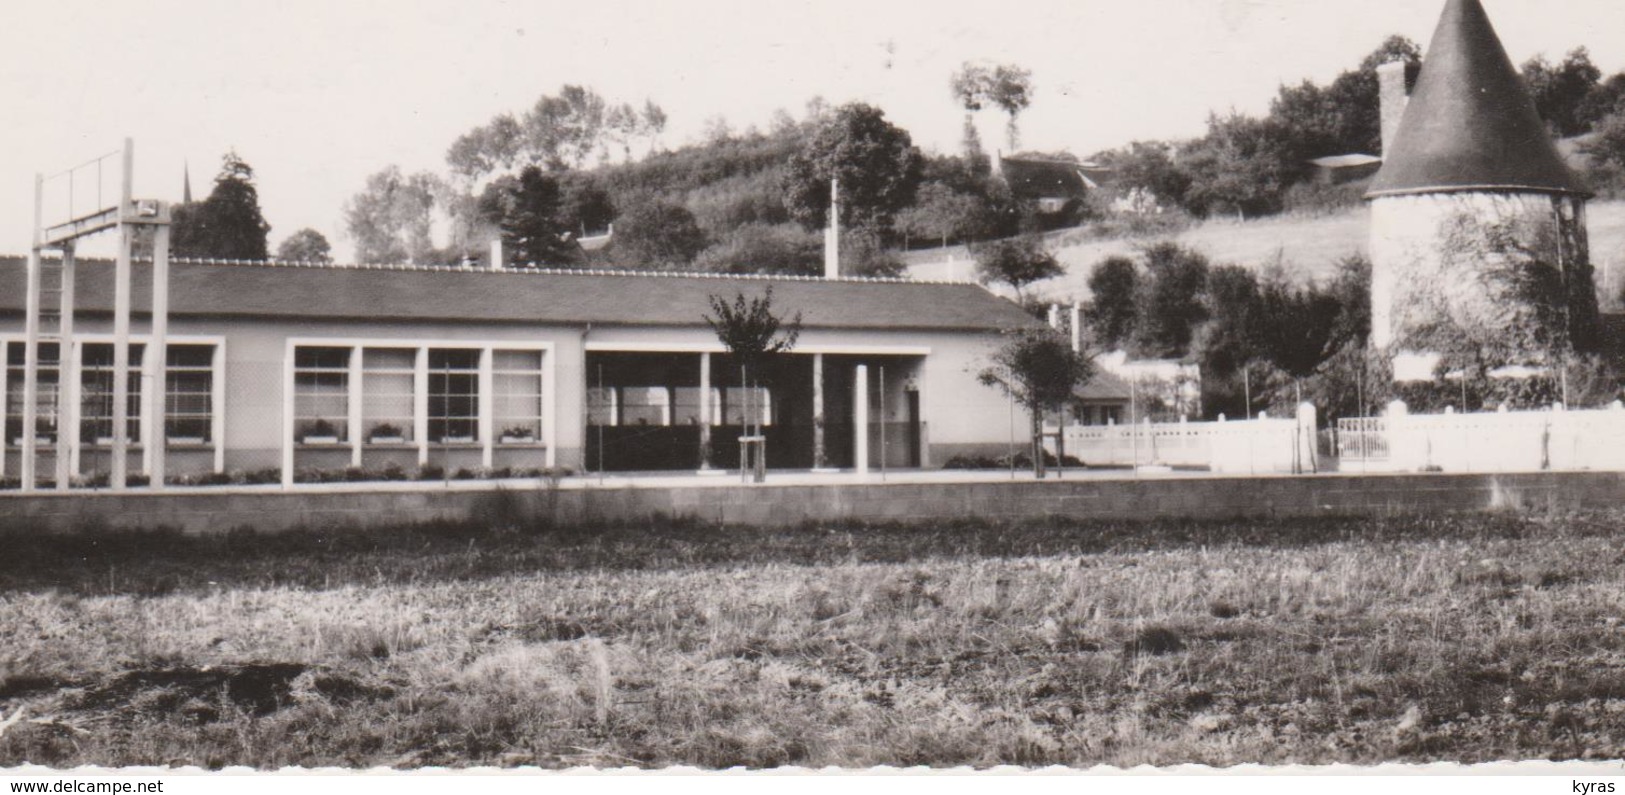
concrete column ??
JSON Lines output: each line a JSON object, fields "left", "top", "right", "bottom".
{"left": 146, "top": 217, "right": 171, "bottom": 489}
{"left": 19, "top": 245, "right": 41, "bottom": 492}
{"left": 478, "top": 346, "right": 494, "bottom": 469}
{"left": 56, "top": 244, "right": 78, "bottom": 489}
{"left": 349, "top": 345, "right": 364, "bottom": 468}
{"left": 812, "top": 353, "right": 828, "bottom": 470}
{"left": 281, "top": 341, "right": 295, "bottom": 489}
{"left": 698, "top": 352, "right": 713, "bottom": 470}
{"left": 211, "top": 342, "right": 226, "bottom": 474}
{"left": 111, "top": 223, "right": 132, "bottom": 489}
{"left": 853, "top": 363, "right": 868, "bottom": 476}
{"left": 414, "top": 347, "right": 430, "bottom": 466}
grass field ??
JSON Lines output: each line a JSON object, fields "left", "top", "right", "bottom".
{"left": 1, "top": 511, "right": 1623, "bottom": 768}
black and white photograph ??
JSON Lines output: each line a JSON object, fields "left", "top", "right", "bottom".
{"left": 1, "top": 0, "right": 1624, "bottom": 779}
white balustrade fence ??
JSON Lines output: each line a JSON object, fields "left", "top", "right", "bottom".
{"left": 1338, "top": 401, "right": 1625, "bottom": 474}
{"left": 1047, "top": 405, "right": 1319, "bottom": 474}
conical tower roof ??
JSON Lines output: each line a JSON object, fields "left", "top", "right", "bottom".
{"left": 1366, "top": 0, "right": 1588, "bottom": 198}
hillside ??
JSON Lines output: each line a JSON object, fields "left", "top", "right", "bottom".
{"left": 907, "top": 200, "right": 1625, "bottom": 306}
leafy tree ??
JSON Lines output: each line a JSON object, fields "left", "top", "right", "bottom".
{"left": 1083, "top": 256, "right": 1139, "bottom": 350}
{"left": 951, "top": 62, "right": 1034, "bottom": 152}
{"left": 840, "top": 228, "right": 907, "bottom": 278}
{"left": 172, "top": 152, "right": 271, "bottom": 260}
{"left": 1258, "top": 273, "right": 1343, "bottom": 402}
{"left": 275, "top": 228, "right": 333, "bottom": 264}
{"left": 693, "top": 223, "right": 821, "bottom": 275}
{"left": 1523, "top": 48, "right": 1604, "bottom": 137}
{"left": 783, "top": 103, "right": 924, "bottom": 234}
{"left": 1177, "top": 112, "right": 1298, "bottom": 219}
{"left": 1194, "top": 264, "right": 1263, "bottom": 377}
{"left": 446, "top": 86, "right": 667, "bottom": 179}
{"left": 480, "top": 166, "right": 579, "bottom": 267}
{"left": 973, "top": 235, "right": 1062, "bottom": 300}
{"left": 557, "top": 172, "right": 616, "bottom": 237}
{"left": 977, "top": 328, "right": 1095, "bottom": 478}
{"left": 610, "top": 197, "right": 707, "bottom": 268}
{"left": 895, "top": 181, "right": 988, "bottom": 248}
{"left": 343, "top": 166, "right": 441, "bottom": 265}
{"left": 1131, "top": 242, "right": 1210, "bottom": 358}
{"left": 702, "top": 287, "right": 802, "bottom": 472}
{"left": 1100, "top": 141, "right": 1191, "bottom": 210}
{"left": 446, "top": 113, "right": 523, "bottom": 180}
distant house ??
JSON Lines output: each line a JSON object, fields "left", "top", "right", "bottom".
{"left": 1069, "top": 368, "right": 1132, "bottom": 426}
{"left": 1307, "top": 154, "right": 1383, "bottom": 185}
{"left": 995, "top": 153, "right": 1111, "bottom": 218}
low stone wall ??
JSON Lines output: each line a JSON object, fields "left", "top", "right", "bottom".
{"left": 2, "top": 471, "right": 1620, "bottom": 534}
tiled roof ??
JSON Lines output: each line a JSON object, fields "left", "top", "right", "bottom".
{"left": 1367, "top": 0, "right": 1588, "bottom": 198}
{"left": 1074, "top": 367, "right": 1133, "bottom": 401}
{"left": 0, "top": 257, "right": 1037, "bottom": 333}
{"left": 998, "top": 157, "right": 1108, "bottom": 201}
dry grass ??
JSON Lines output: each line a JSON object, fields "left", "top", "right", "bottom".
{"left": 0, "top": 511, "right": 1622, "bottom": 768}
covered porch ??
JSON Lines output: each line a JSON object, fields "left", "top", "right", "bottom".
{"left": 581, "top": 347, "right": 924, "bottom": 473}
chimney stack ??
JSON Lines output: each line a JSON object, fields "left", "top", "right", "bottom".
{"left": 1377, "top": 61, "right": 1411, "bottom": 157}
{"left": 823, "top": 176, "right": 840, "bottom": 279}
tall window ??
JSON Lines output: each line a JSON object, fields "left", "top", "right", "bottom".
{"left": 427, "top": 349, "right": 479, "bottom": 443}
{"left": 492, "top": 350, "right": 544, "bottom": 442}
{"left": 79, "top": 343, "right": 144, "bottom": 444}
{"left": 362, "top": 348, "right": 415, "bottom": 443}
{"left": 4, "top": 342, "right": 61, "bottom": 444}
{"left": 294, "top": 347, "right": 350, "bottom": 443}
{"left": 165, "top": 345, "right": 214, "bottom": 442}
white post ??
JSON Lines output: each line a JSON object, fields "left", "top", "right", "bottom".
{"left": 479, "top": 346, "right": 495, "bottom": 470}
{"left": 146, "top": 208, "right": 171, "bottom": 489}
{"left": 281, "top": 341, "right": 295, "bottom": 488}
{"left": 414, "top": 347, "right": 430, "bottom": 467}
{"left": 349, "top": 345, "right": 364, "bottom": 468}
{"left": 20, "top": 243, "right": 41, "bottom": 492}
{"left": 698, "top": 352, "right": 712, "bottom": 471}
{"left": 111, "top": 141, "right": 135, "bottom": 489}
{"left": 853, "top": 363, "right": 869, "bottom": 476}
{"left": 1070, "top": 302, "right": 1082, "bottom": 353}
{"left": 56, "top": 244, "right": 78, "bottom": 490}
{"left": 812, "top": 353, "right": 828, "bottom": 470}
{"left": 489, "top": 238, "right": 504, "bottom": 271}
{"left": 211, "top": 342, "right": 226, "bottom": 474}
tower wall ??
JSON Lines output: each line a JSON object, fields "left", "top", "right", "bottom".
{"left": 1370, "top": 191, "right": 1593, "bottom": 357}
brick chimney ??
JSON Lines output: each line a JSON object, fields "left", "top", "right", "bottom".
{"left": 1377, "top": 61, "right": 1410, "bottom": 157}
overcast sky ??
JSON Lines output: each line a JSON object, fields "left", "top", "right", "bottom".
{"left": 3, "top": 0, "right": 1624, "bottom": 261}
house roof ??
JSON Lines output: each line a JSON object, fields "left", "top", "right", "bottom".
{"left": 0, "top": 257, "right": 1038, "bottom": 333}
{"left": 1367, "top": 0, "right": 1588, "bottom": 199}
{"left": 1074, "top": 367, "right": 1132, "bottom": 402}
{"left": 998, "top": 157, "right": 1109, "bottom": 201}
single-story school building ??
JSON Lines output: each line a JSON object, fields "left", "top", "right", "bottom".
{"left": 1, "top": 256, "right": 1038, "bottom": 484}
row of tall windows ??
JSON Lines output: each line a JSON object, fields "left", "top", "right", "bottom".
{"left": 292, "top": 346, "right": 545, "bottom": 445}
{"left": 3, "top": 342, "right": 216, "bottom": 445}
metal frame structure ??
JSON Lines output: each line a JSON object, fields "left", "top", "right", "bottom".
{"left": 17, "top": 138, "right": 171, "bottom": 492}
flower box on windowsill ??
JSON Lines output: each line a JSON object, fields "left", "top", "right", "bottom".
{"left": 368, "top": 436, "right": 407, "bottom": 445}
{"left": 300, "top": 436, "right": 341, "bottom": 445}
{"left": 499, "top": 435, "right": 537, "bottom": 445}
{"left": 438, "top": 436, "right": 476, "bottom": 445}
{"left": 167, "top": 437, "right": 208, "bottom": 446}
{"left": 13, "top": 437, "right": 52, "bottom": 447}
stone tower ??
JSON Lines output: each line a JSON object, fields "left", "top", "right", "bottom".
{"left": 1366, "top": 0, "right": 1596, "bottom": 376}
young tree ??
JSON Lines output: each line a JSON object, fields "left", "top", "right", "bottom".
{"left": 275, "top": 228, "right": 333, "bottom": 264}
{"left": 172, "top": 152, "right": 271, "bottom": 260}
{"left": 1177, "top": 112, "right": 1297, "bottom": 219}
{"left": 1258, "top": 273, "right": 1343, "bottom": 402}
{"left": 1083, "top": 256, "right": 1140, "bottom": 351}
{"left": 783, "top": 103, "right": 924, "bottom": 234}
{"left": 978, "top": 327, "right": 1096, "bottom": 478}
{"left": 1523, "top": 48, "right": 1604, "bottom": 137}
{"left": 703, "top": 287, "right": 803, "bottom": 471}
{"left": 894, "top": 181, "right": 988, "bottom": 249}
{"left": 973, "top": 235, "right": 1063, "bottom": 301}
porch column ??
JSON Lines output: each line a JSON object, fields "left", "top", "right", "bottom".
{"left": 698, "top": 352, "right": 713, "bottom": 470}
{"left": 19, "top": 244, "right": 40, "bottom": 492}
{"left": 414, "top": 347, "right": 430, "bottom": 467}
{"left": 478, "top": 346, "right": 494, "bottom": 470}
{"left": 111, "top": 222, "right": 133, "bottom": 489}
{"left": 853, "top": 363, "right": 868, "bottom": 476}
{"left": 812, "top": 353, "right": 828, "bottom": 470}
{"left": 349, "top": 345, "right": 364, "bottom": 468}
{"left": 146, "top": 217, "right": 170, "bottom": 490}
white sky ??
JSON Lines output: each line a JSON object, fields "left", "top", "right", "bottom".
{"left": 3, "top": 0, "right": 1624, "bottom": 261}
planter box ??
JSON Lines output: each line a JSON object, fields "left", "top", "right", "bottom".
{"left": 368, "top": 436, "right": 407, "bottom": 445}
{"left": 13, "top": 437, "right": 52, "bottom": 446}
{"left": 499, "top": 435, "right": 536, "bottom": 445}
{"left": 439, "top": 436, "right": 476, "bottom": 444}
{"left": 301, "top": 436, "right": 340, "bottom": 445}
{"left": 168, "top": 437, "right": 207, "bottom": 446}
